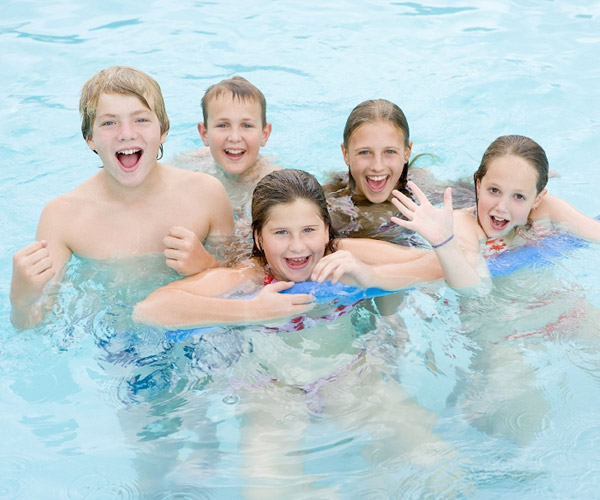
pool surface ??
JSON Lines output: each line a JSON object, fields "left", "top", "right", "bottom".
{"left": 2, "top": 1, "right": 600, "bottom": 498}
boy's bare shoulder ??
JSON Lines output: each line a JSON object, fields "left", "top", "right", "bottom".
{"left": 42, "top": 174, "right": 103, "bottom": 213}
{"left": 163, "top": 163, "right": 226, "bottom": 191}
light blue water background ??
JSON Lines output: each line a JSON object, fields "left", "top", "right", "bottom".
{"left": 1, "top": 1, "right": 600, "bottom": 498}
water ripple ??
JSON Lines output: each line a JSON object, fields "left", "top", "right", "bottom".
{"left": 150, "top": 487, "right": 214, "bottom": 500}
{"left": 0, "top": 454, "right": 33, "bottom": 499}
{"left": 64, "top": 473, "right": 140, "bottom": 500}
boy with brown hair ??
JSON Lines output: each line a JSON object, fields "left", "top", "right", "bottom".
{"left": 174, "top": 76, "right": 279, "bottom": 214}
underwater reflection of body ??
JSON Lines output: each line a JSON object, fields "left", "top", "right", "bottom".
{"left": 47, "top": 254, "right": 471, "bottom": 496}
{"left": 170, "top": 298, "right": 472, "bottom": 499}
{"left": 48, "top": 255, "right": 251, "bottom": 495}
{"left": 448, "top": 266, "right": 600, "bottom": 447}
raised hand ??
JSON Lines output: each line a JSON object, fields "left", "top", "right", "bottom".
{"left": 163, "top": 225, "right": 217, "bottom": 275}
{"left": 391, "top": 181, "right": 454, "bottom": 248}
{"left": 10, "top": 240, "right": 55, "bottom": 327}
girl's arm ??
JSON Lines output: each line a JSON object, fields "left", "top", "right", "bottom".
{"left": 133, "top": 264, "right": 314, "bottom": 329}
{"left": 336, "top": 237, "right": 431, "bottom": 265}
{"left": 534, "top": 194, "right": 600, "bottom": 241}
{"left": 390, "top": 181, "right": 484, "bottom": 289}
{"left": 311, "top": 244, "right": 443, "bottom": 290}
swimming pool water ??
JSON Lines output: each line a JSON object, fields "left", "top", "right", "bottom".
{"left": 2, "top": 1, "right": 600, "bottom": 498}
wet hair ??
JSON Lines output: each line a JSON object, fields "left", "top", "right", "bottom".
{"left": 343, "top": 99, "right": 411, "bottom": 197}
{"left": 79, "top": 66, "right": 169, "bottom": 159}
{"left": 474, "top": 135, "right": 549, "bottom": 194}
{"left": 251, "top": 169, "right": 338, "bottom": 264}
{"left": 201, "top": 76, "right": 267, "bottom": 127}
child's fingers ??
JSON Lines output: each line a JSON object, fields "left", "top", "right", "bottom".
{"left": 390, "top": 215, "right": 410, "bottom": 229}
{"left": 167, "top": 225, "right": 194, "bottom": 239}
{"left": 392, "top": 189, "right": 417, "bottom": 210}
{"left": 390, "top": 198, "right": 417, "bottom": 227}
{"left": 288, "top": 293, "right": 315, "bottom": 305}
{"left": 163, "top": 234, "right": 198, "bottom": 252}
{"left": 405, "top": 181, "right": 433, "bottom": 208}
{"left": 443, "top": 187, "right": 454, "bottom": 212}
{"left": 265, "top": 280, "right": 296, "bottom": 292}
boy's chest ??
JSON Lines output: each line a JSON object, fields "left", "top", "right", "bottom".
{"left": 64, "top": 203, "right": 210, "bottom": 259}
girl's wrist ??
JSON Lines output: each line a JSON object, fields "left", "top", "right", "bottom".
{"left": 431, "top": 234, "right": 454, "bottom": 249}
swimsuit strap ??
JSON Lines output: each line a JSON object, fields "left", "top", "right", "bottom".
{"left": 263, "top": 265, "right": 276, "bottom": 286}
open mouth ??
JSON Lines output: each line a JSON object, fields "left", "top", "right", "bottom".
{"left": 116, "top": 149, "right": 142, "bottom": 171}
{"left": 224, "top": 148, "right": 246, "bottom": 160}
{"left": 284, "top": 256, "right": 311, "bottom": 270}
{"left": 366, "top": 175, "right": 389, "bottom": 193}
{"left": 490, "top": 215, "right": 510, "bottom": 231}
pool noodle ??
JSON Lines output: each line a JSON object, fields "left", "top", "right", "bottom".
{"left": 167, "top": 223, "right": 596, "bottom": 342}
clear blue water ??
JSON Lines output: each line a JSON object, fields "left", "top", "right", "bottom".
{"left": 2, "top": 1, "right": 600, "bottom": 498}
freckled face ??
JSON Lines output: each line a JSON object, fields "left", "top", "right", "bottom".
{"left": 476, "top": 155, "right": 545, "bottom": 238}
{"left": 257, "top": 199, "right": 330, "bottom": 282}
{"left": 342, "top": 121, "right": 412, "bottom": 203}
{"left": 198, "top": 95, "right": 272, "bottom": 177}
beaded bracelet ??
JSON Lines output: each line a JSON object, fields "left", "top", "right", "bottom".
{"left": 431, "top": 234, "right": 454, "bottom": 249}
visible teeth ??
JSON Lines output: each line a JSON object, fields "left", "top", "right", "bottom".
{"left": 118, "top": 149, "right": 140, "bottom": 155}
{"left": 367, "top": 175, "right": 387, "bottom": 181}
{"left": 289, "top": 257, "right": 307, "bottom": 262}
{"left": 225, "top": 149, "right": 244, "bottom": 154}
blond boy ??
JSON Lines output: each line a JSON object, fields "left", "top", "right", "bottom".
{"left": 10, "top": 66, "right": 234, "bottom": 329}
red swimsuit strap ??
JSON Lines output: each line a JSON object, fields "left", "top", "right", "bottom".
{"left": 264, "top": 266, "right": 276, "bottom": 286}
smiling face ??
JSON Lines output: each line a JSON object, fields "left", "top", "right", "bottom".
{"left": 86, "top": 92, "right": 166, "bottom": 188}
{"left": 257, "top": 198, "right": 330, "bottom": 282}
{"left": 476, "top": 154, "right": 547, "bottom": 238}
{"left": 342, "top": 121, "right": 412, "bottom": 203}
{"left": 198, "top": 94, "right": 272, "bottom": 177}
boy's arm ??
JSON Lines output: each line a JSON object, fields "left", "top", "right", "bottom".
{"left": 164, "top": 175, "right": 234, "bottom": 275}
{"left": 132, "top": 265, "right": 314, "bottom": 329}
{"left": 537, "top": 194, "right": 600, "bottom": 241}
{"left": 10, "top": 201, "right": 73, "bottom": 329}
{"left": 206, "top": 175, "right": 235, "bottom": 243}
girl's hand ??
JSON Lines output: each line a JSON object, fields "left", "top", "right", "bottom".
{"left": 251, "top": 281, "right": 315, "bottom": 319}
{"left": 390, "top": 181, "right": 454, "bottom": 247}
{"left": 163, "top": 225, "right": 217, "bottom": 275}
{"left": 310, "top": 250, "right": 371, "bottom": 287}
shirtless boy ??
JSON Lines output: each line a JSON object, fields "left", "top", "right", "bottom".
{"left": 174, "top": 76, "right": 278, "bottom": 215}
{"left": 10, "top": 66, "right": 233, "bottom": 329}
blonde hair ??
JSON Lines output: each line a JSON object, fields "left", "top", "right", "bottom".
{"left": 79, "top": 66, "right": 170, "bottom": 147}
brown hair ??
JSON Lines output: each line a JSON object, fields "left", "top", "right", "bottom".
{"left": 201, "top": 76, "right": 267, "bottom": 127}
{"left": 475, "top": 135, "right": 549, "bottom": 194}
{"left": 343, "top": 99, "right": 411, "bottom": 196}
{"left": 79, "top": 66, "right": 169, "bottom": 159}
{"left": 251, "top": 169, "right": 337, "bottom": 264}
